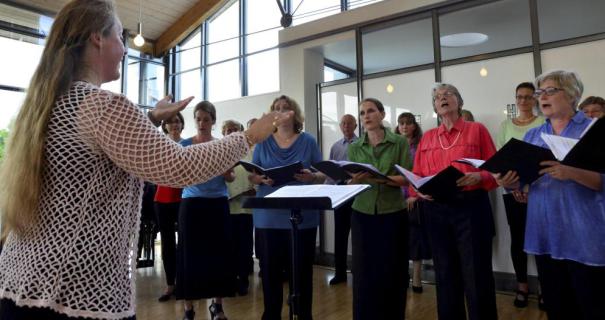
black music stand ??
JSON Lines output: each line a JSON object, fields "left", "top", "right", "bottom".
{"left": 243, "top": 187, "right": 367, "bottom": 320}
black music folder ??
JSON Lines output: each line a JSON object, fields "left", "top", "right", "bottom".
{"left": 312, "top": 160, "right": 393, "bottom": 183}
{"left": 545, "top": 117, "right": 605, "bottom": 173}
{"left": 238, "top": 160, "right": 303, "bottom": 187}
{"left": 394, "top": 164, "right": 464, "bottom": 201}
{"left": 455, "top": 138, "right": 555, "bottom": 184}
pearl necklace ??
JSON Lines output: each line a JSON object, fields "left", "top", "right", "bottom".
{"left": 438, "top": 129, "right": 462, "bottom": 150}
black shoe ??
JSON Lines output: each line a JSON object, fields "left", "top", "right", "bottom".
{"left": 513, "top": 290, "right": 528, "bottom": 308}
{"left": 412, "top": 285, "right": 423, "bottom": 293}
{"left": 538, "top": 294, "right": 546, "bottom": 311}
{"left": 183, "top": 308, "right": 195, "bottom": 320}
{"left": 209, "top": 302, "right": 228, "bottom": 320}
{"left": 157, "top": 291, "right": 173, "bottom": 302}
{"left": 329, "top": 274, "right": 347, "bottom": 285}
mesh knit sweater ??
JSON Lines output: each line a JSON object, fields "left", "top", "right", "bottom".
{"left": 0, "top": 81, "right": 249, "bottom": 319}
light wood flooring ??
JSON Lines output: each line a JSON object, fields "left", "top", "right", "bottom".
{"left": 135, "top": 245, "right": 546, "bottom": 320}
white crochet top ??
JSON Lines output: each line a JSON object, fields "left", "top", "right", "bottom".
{"left": 0, "top": 81, "right": 249, "bottom": 319}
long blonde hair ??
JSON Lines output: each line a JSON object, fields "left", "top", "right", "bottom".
{"left": 0, "top": 0, "right": 116, "bottom": 238}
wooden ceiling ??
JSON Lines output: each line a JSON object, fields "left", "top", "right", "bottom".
{"left": 8, "top": 0, "right": 226, "bottom": 56}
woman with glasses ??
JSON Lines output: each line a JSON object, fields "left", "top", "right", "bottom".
{"left": 496, "top": 82, "right": 545, "bottom": 309}
{"left": 496, "top": 70, "right": 605, "bottom": 320}
{"left": 411, "top": 83, "right": 498, "bottom": 320}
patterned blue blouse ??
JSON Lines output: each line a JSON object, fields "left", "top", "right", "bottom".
{"left": 523, "top": 112, "right": 605, "bottom": 266}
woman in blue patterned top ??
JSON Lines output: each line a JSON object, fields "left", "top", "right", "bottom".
{"left": 496, "top": 70, "right": 605, "bottom": 320}
{"left": 249, "top": 95, "right": 325, "bottom": 320}
{"left": 176, "top": 101, "right": 236, "bottom": 320}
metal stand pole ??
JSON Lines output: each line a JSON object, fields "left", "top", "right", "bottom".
{"left": 289, "top": 209, "right": 303, "bottom": 320}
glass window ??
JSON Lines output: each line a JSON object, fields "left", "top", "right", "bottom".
{"left": 324, "top": 66, "right": 349, "bottom": 81}
{"left": 363, "top": 69, "right": 437, "bottom": 130}
{"left": 178, "top": 70, "right": 202, "bottom": 106}
{"left": 541, "top": 40, "right": 605, "bottom": 101}
{"left": 362, "top": 17, "right": 433, "bottom": 74}
{"left": 441, "top": 53, "right": 535, "bottom": 135}
{"left": 247, "top": 49, "right": 280, "bottom": 96}
{"left": 348, "top": 0, "right": 383, "bottom": 10}
{"left": 320, "top": 82, "right": 359, "bottom": 159}
{"left": 0, "top": 3, "right": 53, "bottom": 36}
{"left": 179, "top": 31, "right": 202, "bottom": 71}
{"left": 246, "top": 0, "right": 281, "bottom": 53}
{"left": 537, "top": 0, "right": 605, "bottom": 43}
{"left": 293, "top": 0, "right": 341, "bottom": 26}
{"left": 207, "top": 60, "right": 241, "bottom": 102}
{"left": 0, "top": 35, "right": 44, "bottom": 88}
{"left": 127, "top": 61, "right": 141, "bottom": 104}
{"left": 439, "top": 0, "right": 532, "bottom": 61}
{"left": 207, "top": 1, "right": 240, "bottom": 64}
{"left": 144, "top": 63, "right": 165, "bottom": 106}
{"left": 0, "top": 89, "right": 25, "bottom": 130}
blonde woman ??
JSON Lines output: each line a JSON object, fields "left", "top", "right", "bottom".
{"left": 0, "top": 1, "right": 288, "bottom": 319}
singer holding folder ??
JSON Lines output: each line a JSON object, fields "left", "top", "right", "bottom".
{"left": 496, "top": 82, "right": 545, "bottom": 308}
{"left": 496, "top": 70, "right": 605, "bottom": 320}
{"left": 411, "top": 83, "right": 498, "bottom": 320}
{"left": 346, "top": 98, "right": 412, "bottom": 320}
{"left": 249, "top": 95, "right": 325, "bottom": 320}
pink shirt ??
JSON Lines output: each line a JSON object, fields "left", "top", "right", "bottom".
{"left": 410, "top": 117, "right": 498, "bottom": 197}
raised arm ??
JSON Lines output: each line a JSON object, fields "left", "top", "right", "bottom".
{"left": 81, "top": 92, "right": 249, "bottom": 188}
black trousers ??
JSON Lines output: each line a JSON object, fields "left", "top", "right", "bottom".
{"left": 231, "top": 214, "right": 254, "bottom": 286}
{"left": 424, "top": 190, "right": 497, "bottom": 320}
{"left": 256, "top": 227, "right": 317, "bottom": 320}
{"left": 535, "top": 255, "right": 605, "bottom": 320}
{"left": 0, "top": 299, "right": 136, "bottom": 320}
{"left": 333, "top": 199, "right": 353, "bottom": 276}
{"left": 502, "top": 194, "right": 530, "bottom": 284}
{"left": 351, "top": 210, "right": 408, "bottom": 320}
{"left": 154, "top": 202, "right": 179, "bottom": 286}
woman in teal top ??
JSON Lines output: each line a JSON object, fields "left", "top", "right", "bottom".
{"left": 496, "top": 82, "right": 545, "bottom": 309}
{"left": 347, "top": 98, "right": 412, "bottom": 320}
{"left": 176, "top": 101, "right": 235, "bottom": 320}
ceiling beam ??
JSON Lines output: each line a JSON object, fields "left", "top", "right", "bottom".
{"left": 154, "top": 0, "right": 224, "bottom": 57}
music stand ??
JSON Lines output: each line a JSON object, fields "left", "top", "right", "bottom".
{"left": 243, "top": 186, "right": 368, "bottom": 320}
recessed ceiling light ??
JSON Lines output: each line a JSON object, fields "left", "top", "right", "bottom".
{"left": 440, "top": 33, "right": 488, "bottom": 47}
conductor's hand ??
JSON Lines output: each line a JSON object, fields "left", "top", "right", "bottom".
{"left": 151, "top": 95, "right": 194, "bottom": 122}
{"left": 244, "top": 111, "right": 293, "bottom": 145}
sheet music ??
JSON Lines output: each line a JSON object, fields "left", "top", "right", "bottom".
{"left": 265, "top": 184, "right": 370, "bottom": 208}
{"left": 394, "top": 164, "right": 434, "bottom": 188}
{"left": 580, "top": 117, "right": 598, "bottom": 138}
{"left": 454, "top": 158, "right": 486, "bottom": 168}
{"left": 540, "top": 133, "right": 578, "bottom": 161}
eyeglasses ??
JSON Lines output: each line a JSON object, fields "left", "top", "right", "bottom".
{"left": 532, "top": 87, "right": 563, "bottom": 98}
{"left": 515, "top": 95, "right": 534, "bottom": 101}
{"left": 434, "top": 92, "right": 454, "bottom": 100}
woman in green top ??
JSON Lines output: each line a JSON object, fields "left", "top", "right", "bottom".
{"left": 496, "top": 82, "right": 545, "bottom": 309}
{"left": 223, "top": 120, "right": 256, "bottom": 296}
{"left": 347, "top": 98, "right": 412, "bottom": 320}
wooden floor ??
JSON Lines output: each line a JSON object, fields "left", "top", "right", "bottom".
{"left": 135, "top": 245, "right": 546, "bottom": 320}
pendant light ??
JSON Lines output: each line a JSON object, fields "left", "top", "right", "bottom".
{"left": 133, "top": 0, "right": 145, "bottom": 47}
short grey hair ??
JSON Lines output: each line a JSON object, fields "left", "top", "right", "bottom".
{"left": 535, "top": 70, "right": 584, "bottom": 109}
{"left": 431, "top": 83, "right": 464, "bottom": 114}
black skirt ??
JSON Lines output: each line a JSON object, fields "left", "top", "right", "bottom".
{"left": 407, "top": 203, "right": 432, "bottom": 261}
{"left": 175, "top": 197, "right": 236, "bottom": 300}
